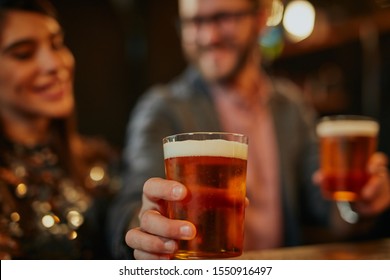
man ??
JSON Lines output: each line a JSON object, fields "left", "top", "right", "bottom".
{"left": 109, "top": 0, "right": 390, "bottom": 259}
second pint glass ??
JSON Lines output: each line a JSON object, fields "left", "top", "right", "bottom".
{"left": 163, "top": 132, "right": 248, "bottom": 259}
{"left": 316, "top": 115, "right": 379, "bottom": 201}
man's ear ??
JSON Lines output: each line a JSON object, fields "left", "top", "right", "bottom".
{"left": 254, "top": 7, "right": 271, "bottom": 36}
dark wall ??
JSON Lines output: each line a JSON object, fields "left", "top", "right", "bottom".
{"left": 51, "top": 0, "right": 183, "bottom": 150}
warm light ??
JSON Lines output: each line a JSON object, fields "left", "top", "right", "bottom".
{"left": 42, "top": 215, "right": 56, "bottom": 228}
{"left": 90, "top": 166, "right": 105, "bottom": 182}
{"left": 15, "top": 183, "right": 27, "bottom": 198}
{"left": 67, "top": 210, "right": 84, "bottom": 228}
{"left": 283, "top": 0, "right": 316, "bottom": 41}
{"left": 68, "top": 230, "right": 78, "bottom": 240}
{"left": 10, "top": 212, "right": 20, "bottom": 222}
{"left": 267, "top": 0, "right": 284, "bottom": 27}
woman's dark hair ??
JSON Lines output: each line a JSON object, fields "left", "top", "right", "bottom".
{"left": 0, "top": 0, "right": 57, "bottom": 18}
{"left": 0, "top": 0, "right": 59, "bottom": 38}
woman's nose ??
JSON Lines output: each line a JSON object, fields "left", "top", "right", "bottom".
{"left": 36, "top": 46, "right": 62, "bottom": 73}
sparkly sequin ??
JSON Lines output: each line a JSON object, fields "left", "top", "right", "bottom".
{"left": 0, "top": 140, "right": 117, "bottom": 259}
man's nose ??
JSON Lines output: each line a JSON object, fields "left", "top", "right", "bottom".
{"left": 196, "top": 20, "right": 223, "bottom": 45}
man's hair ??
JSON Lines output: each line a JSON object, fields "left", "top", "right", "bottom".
{"left": 249, "top": 0, "right": 272, "bottom": 12}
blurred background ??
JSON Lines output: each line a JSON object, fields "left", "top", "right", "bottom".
{"left": 50, "top": 0, "right": 390, "bottom": 155}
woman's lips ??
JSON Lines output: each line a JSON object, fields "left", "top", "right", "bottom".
{"left": 33, "top": 80, "right": 71, "bottom": 101}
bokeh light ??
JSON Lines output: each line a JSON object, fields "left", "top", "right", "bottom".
{"left": 283, "top": 0, "right": 316, "bottom": 42}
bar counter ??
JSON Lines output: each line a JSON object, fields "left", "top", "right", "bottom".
{"left": 236, "top": 238, "right": 390, "bottom": 260}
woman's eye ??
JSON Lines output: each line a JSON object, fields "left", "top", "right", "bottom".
{"left": 11, "top": 50, "right": 34, "bottom": 60}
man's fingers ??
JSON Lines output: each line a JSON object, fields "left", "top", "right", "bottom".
{"left": 368, "top": 152, "right": 388, "bottom": 174}
{"left": 125, "top": 226, "right": 177, "bottom": 254}
{"left": 143, "top": 177, "right": 187, "bottom": 201}
{"left": 139, "top": 210, "right": 196, "bottom": 240}
{"left": 133, "top": 249, "right": 172, "bottom": 260}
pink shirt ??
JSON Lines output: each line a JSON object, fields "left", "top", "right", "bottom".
{"left": 212, "top": 82, "right": 283, "bottom": 250}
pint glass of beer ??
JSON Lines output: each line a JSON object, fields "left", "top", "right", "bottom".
{"left": 316, "top": 115, "right": 379, "bottom": 201}
{"left": 163, "top": 132, "right": 248, "bottom": 259}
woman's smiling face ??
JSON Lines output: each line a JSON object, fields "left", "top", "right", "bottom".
{"left": 0, "top": 10, "right": 75, "bottom": 120}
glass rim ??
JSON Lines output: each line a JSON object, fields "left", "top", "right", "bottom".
{"left": 317, "top": 114, "right": 378, "bottom": 123}
{"left": 316, "top": 115, "right": 380, "bottom": 137}
{"left": 163, "top": 132, "right": 248, "bottom": 143}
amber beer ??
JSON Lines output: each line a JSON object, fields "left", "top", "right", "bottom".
{"left": 316, "top": 116, "right": 379, "bottom": 201}
{"left": 163, "top": 133, "right": 248, "bottom": 259}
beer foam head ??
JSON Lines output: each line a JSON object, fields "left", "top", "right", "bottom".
{"left": 316, "top": 119, "right": 379, "bottom": 137}
{"left": 163, "top": 139, "right": 248, "bottom": 160}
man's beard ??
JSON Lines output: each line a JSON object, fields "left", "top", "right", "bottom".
{"left": 186, "top": 37, "right": 257, "bottom": 85}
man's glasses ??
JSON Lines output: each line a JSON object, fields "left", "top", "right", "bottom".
{"left": 177, "top": 9, "right": 257, "bottom": 36}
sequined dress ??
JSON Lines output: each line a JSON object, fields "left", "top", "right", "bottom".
{"left": 0, "top": 138, "right": 117, "bottom": 259}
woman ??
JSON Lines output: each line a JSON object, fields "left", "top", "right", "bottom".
{"left": 0, "top": 0, "right": 118, "bottom": 259}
